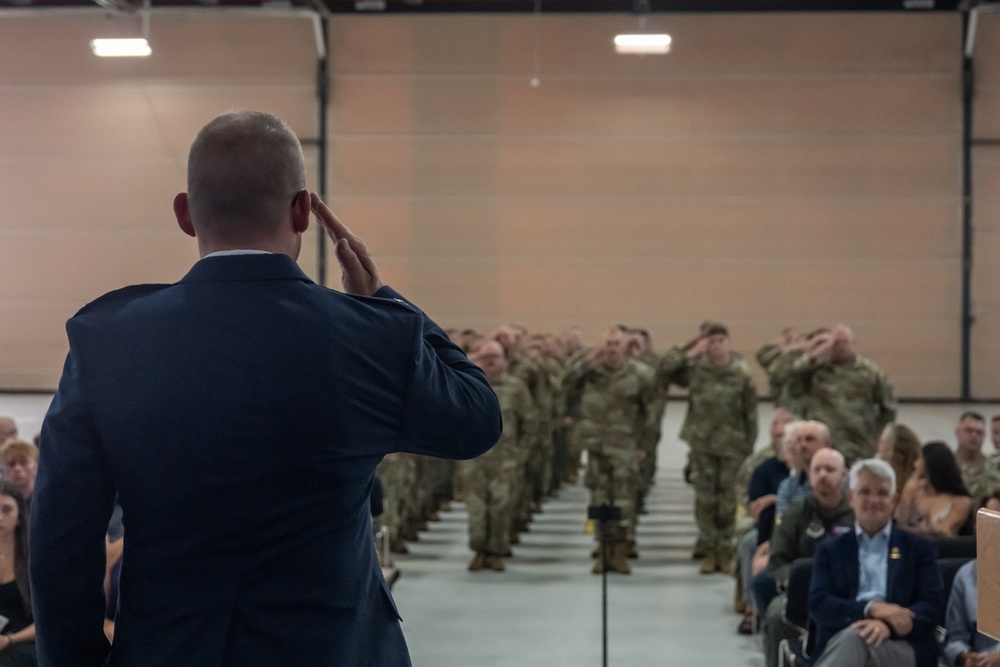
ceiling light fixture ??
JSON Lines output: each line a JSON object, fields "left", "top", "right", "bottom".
{"left": 90, "top": 37, "right": 151, "bottom": 57}
{"left": 90, "top": 0, "right": 153, "bottom": 58}
{"left": 614, "top": 0, "right": 670, "bottom": 55}
{"left": 614, "top": 33, "right": 671, "bottom": 54}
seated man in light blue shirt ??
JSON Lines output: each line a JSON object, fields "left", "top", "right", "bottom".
{"left": 944, "top": 559, "right": 1000, "bottom": 667}
{"left": 775, "top": 420, "right": 831, "bottom": 516}
{"left": 809, "top": 459, "right": 944, "bottom": 667}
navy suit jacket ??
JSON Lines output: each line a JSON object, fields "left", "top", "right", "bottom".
{"left": 30, "top": 254, "right": 502, "bottom": 667}
{"left": 808, "top": 523, "right": 944, "bottom": 667}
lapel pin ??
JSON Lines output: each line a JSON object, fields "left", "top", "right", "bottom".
{"left": 890, "top": 547, "right": 901, "bottom": 560}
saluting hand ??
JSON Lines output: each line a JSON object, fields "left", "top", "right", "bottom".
{"left": 310, "top": 193, "right": 384, "bottom": 297}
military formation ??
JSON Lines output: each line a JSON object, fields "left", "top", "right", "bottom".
{"left": 376, "top": 320, "right": 900, "bottom": 577}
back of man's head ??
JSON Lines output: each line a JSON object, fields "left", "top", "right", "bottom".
{"left": 187, "top": 110, "right": 306, "bottom": 243}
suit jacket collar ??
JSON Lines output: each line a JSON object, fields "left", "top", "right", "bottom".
{"left": 178, "top": 253, "right": 314, "bottom": 285}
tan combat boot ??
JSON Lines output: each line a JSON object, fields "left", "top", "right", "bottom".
{"left": 716, "top": 546, "right": 734, "bottom": 574}
{"left": 699, "top": 550, "right": 718, "bottom": 575}
{"left": 489, "top": 555, "right": 506, "bottom": 572}
{"left": 468, "top": 552, "right": 488, "bottom": 571}
{"left": 591, "top": 547, "right": 607, "bottom": 574}
{"left": 609, "top": 542, "right": 631, "bottom": 575}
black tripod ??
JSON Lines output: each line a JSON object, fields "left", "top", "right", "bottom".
{"left": 587, "top": 500, "right": 621, "bottom": 667}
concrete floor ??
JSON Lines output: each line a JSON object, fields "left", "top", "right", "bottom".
{"left": 2, "top": 394, "right": 996, "bottom": 666}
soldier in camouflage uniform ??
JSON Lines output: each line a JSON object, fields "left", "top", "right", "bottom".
{"left": 496, "top": 326, "right": 554, "bottom": 533}
{"left": 376, "top": 452, "right": 419, "bottom": 554}
{"left": 560, "top": 331, "right": 588, "bottom": 484}
{"left": 953, "top": 411, "right": 1000, "bottom": 504}
{"left": 563, "top": 328, "right": 660, "bottom": 575}
{"left": 629, "top": 327, "right": 666, "bottom": 515}
{"left": 459, "top": 340, "right": 537, "bottom": 572}
{"left": 787, "top": 324, "right": 896, "bottom": 466}
{"left": 659, "top": 323, "right": 758, "bottom": 575}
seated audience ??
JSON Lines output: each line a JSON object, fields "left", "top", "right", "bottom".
{"left": 944, "top": 559, "right": 999, "bottom": 667}
{"left": 953, "top": 412, "right": 999, "bottom": 504}
{"left": 0, "top": 442, "right": 37, "bottom": 511}
{"left": 0, "top": 420, "right": 16, "bottom": 448}
{"left": 734, "top": 410, "right": 794, "bottom": 634}
{"left": 809, "top": 458, "right": 944, "bottom": 667}
{"left": 759, "top": 448, "right": 853, "bottom": 667}
{"left": 0, "top": 480, "right": 35, "bottom": 667}
{"left": 775, "top": 420, "right": 831, "bottom": 516}
{"left": 895, "top": 442, "right": 971, "bottom": 537}
{"left": 876, "top": 423, "right": 922, "bottom": 493}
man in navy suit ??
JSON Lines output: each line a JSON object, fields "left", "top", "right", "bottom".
{"left": 809, "top": 458, "right": 944, "bottom": 667}
{"left": 29, "top": 110, "right": 502, "bottom": 667}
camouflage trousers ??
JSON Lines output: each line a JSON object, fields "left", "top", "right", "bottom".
{"left": 376, "top": 453, "right": 417, "bottom": 542}
{"left": 526, "top": 433, "right": 552, "bottom": 506}
{"left": 460, "top": 460, "right": 517, "bottom": 555}
{"left": 584, "top": 450, "right": 639, "bottom": 542}
{"left": 690, "top": 450, "right": 742, "bottom": 552}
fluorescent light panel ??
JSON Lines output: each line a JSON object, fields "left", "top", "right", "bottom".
{"left": 90, "top": 38, "right": 151, "bottom": 57}
{"left": 614, "top": 33, "right": 671, "bottom": 54}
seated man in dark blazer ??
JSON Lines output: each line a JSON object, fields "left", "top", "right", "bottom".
{"left": 809, "top": 458, "right": 944, "bottom": 667}
{"left": 30, "top": 110, "right": 502, "bottom": 667}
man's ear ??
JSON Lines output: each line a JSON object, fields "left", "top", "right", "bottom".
{"left": 291, "top": 189, "right": 310, "bottom": 234}
{"left": 173, "top": 193, "right": 196, "bottom": 238}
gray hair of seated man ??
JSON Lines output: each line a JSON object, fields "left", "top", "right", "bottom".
{"left": 848, "top": 458, "right": 897, "bottom": 496}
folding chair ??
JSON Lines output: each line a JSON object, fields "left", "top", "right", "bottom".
{"left": 778, "top": 557, "right": 814, "bottom": 667}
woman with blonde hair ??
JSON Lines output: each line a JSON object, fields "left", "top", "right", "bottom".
{"left": 876, "top": 422, "right": 922, "bottom": 491}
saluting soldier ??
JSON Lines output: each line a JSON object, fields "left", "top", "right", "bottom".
{"left": 788, "top": 324, "right": 896, "bottom": 466}
{"left": 459, "top": 340, "right": 537, "bottom": 572}
{"left": 659, "top": 323, "right": 758, "bottom": 575}
{"left": 563, "top": 328, "right": 660, "bottom": 575}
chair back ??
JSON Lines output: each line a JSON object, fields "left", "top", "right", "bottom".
{"left": 938, "top": 556, "right": 973, "bottom": 605}
{"left": 933, "top": 536, "right": 976, "bottom": 559}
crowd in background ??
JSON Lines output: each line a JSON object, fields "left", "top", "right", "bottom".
{"left": 3, "top": 320, "right": 1000, "bottom": 666}
{"left": 374, "top": 322, "right": 1000, "bottom": 667}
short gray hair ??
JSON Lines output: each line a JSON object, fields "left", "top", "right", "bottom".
{"left": 849, "top": 458, "right": 896, "bottom": 495}
{"left": 187, "top": 110, "right": 306, "bottom": 239}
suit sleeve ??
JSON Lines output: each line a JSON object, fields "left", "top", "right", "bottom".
{"left": 809, "top": 539, "right": 867, "bottom": 632}
{"left": 378, "top": 286, "right": 501, "bottom": 459}
{"left": 30, "top": 340, "right": 115, "bottom": 667}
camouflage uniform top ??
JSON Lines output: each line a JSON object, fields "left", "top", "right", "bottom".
{"left": 959, "top": 456, "right": 1000, "bottom": 503}
{"left": 789, "top": 353, "right": 896, "bottom": 464}
{"left": 658, "top": 348, "right": 758, "bottom": 459}
{"left": 755, "top": 344, "right": 805, "bottom": 414}
{"left": 509, "top": 353, "right": 554, "bottom": 442}
{"left": 474, "top": 372, "right": 538, "bottom": 470}
{"left": 562, "top": 358, "right": 660, "bottom": 456}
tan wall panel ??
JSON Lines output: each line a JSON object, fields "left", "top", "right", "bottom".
{"left": 331, "top": 137, "right": 959, "bottom": 197}
{"left": 339, "top": 197, "right": 960, "bottom": 261}
{"left": 974, "top": 15, "right": 1000, "bottom": 83}
{"left": 0, "top": 87, "right": 315, "bottom": 159}
{"left": 333, "top": 77, "right": 960, "bottom": 137}
{"left": 972, "top": 146, "right": 1000, "bottom": 396}
{"left": 0, "top": 16, "right": 316, "bottom": 85}
{"left": 330, "top": 14, "right": 959, "bottom": 76}
{"left": 0, "top": 233, "right": 195, "bottom": 302}
{"left": 0, "top": 305, "right": 82, "bottom": 390}
{"left": 975, "top": 88, "right": 1000, "bottom": 140}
